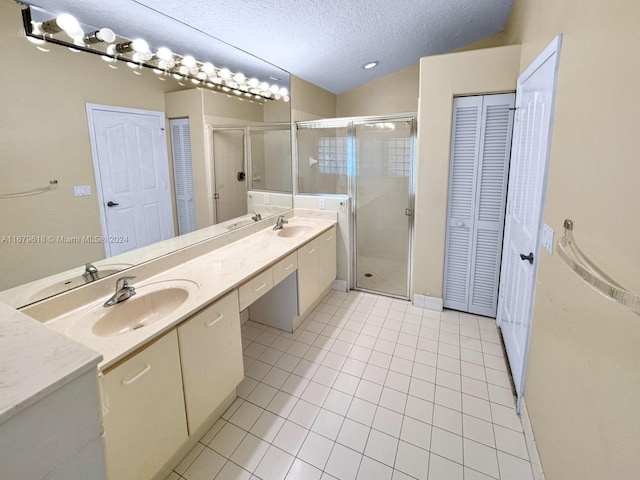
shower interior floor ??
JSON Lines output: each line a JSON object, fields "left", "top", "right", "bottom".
{"left": 356, "top": 254, "right": 408, "bottom": 298}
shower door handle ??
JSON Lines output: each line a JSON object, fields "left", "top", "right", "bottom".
{"left": 405, "top": 208, "right": 413, "bottom": 216}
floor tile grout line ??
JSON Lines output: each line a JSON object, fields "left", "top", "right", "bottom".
{"left": 178, "top": 290, "right": 536, "bottom": 480}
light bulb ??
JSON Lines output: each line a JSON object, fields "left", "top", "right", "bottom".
{"left": 84, "top": 28, "right": 116, "bottom": 44}
{"left": 269, "top": 84, "right": 279, "bottom": 94}
{"left": 248, "top": 78, "right": 259, "bottom": 88}
{"left": 259, "top": 82, "right": 270, "bottom": 91}
{"left": 115, "top": 38, "right": 149, "bottom": 55}
{"left": 181, "top": 55, "right": 196, "bottom": 68}
{"left": 41, "top": 14, "right": 82, "bottom": 38}
{"left": 131, "top": 38, "right": 149, "bottom": 53}
{"left": 278, "top": 87, "right": 288, "bottom": 96}
{"left": 156, "top": 47, "right": 173, "bottom": 61}
{"left": 233, "top": 73, "right": 246, "bottom": 83}
{"left": 201, "top": 62, "right": 215, "bottom": 75}
{"left": 219, "top": 68, "right": 231, "bottom": 79}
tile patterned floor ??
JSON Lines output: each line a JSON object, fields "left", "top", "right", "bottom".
{"left": 167, "top": 290, "right": 537, "bottom": 480}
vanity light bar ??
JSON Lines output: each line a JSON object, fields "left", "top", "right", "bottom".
{"left": 20, "top": 7, "right": 289, "bottom": 103}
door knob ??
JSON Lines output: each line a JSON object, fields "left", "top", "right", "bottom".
{"left": 107, "top": 201, "right": 119, "bottom": 207}
{"left": 520, "top": 252, "right": 534, "bottom": 264}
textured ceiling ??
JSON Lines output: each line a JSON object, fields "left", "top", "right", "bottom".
{"left": 23, "top": 0, "right": 514, "bottom": 94}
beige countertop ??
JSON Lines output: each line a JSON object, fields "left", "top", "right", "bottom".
{"left": 42, "top": 214, "right": 336, "bottom": 371}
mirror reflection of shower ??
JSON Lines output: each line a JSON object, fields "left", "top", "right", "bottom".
{"left": 210, "top": 123, "right": 293, "bottom": 225}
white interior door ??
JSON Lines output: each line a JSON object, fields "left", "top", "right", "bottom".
{"left": 497, "top": 36, "right": 562, "bottom": 412}
{"left": 87, "top": 104, "right": 175, "bottom": 257}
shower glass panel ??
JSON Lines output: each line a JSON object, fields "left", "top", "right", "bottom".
{"left": 248, "top": 125, "right": 292, "bottom": 193}
{"left": 354, "top": 120, "right": 413, "bottom": 298}
{"left": 296, "top": 126, "right": 348, "bottom": 195}
{"left": 211, "top": 128, "right": 247, "bottom": 223}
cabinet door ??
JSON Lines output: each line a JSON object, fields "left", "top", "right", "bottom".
{"left": 297, "top": 236, "right": 321, "bottom": 314}
{"left": 101, "top": 330, "right": 187, "bottom": 480}
{"left": 320, "top": 226, "right": 337, "bottom": 290}
{"left": 177, "top": 290, "right": 243, "bottom": 434}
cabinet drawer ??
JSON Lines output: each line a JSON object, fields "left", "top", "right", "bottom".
{"left": 101, "top": 330, "right": 187, "bottom": 480}
{"left": 273, "top": 252, "right": 297, "bottom": 286}
{"left": 239, "top": 268, "right": 274, "bottom": 311}
{"left": 178, "top": 290, "right": 242, "bottom": 434}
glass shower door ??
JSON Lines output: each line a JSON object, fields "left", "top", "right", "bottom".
{"left": 354, "top": 120, "right": 414, "bottom": 298}
{"left": 211, "top": 128, "right": 247, "bottom": 223}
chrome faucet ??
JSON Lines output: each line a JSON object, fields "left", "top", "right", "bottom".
{"left": 273, "top": 215, "right": 288, "bottom": 230}
{"left": 104, "top": 276, "right": 136, "bottom": 307}
{"left": 83, "top": 263, "right": 99, "bottom": 283}
{"left": 251, "top": 211, "right": 262, "bottom": 222}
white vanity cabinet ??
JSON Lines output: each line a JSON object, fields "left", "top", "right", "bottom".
{"left": 177, "top": 290, "right": 243, "bottom": 434}
{"left": 101, "top": 330, "right": 188, "bottom": 480}
{"left": 297, "top": 226, "right": 337, "bottom": 314}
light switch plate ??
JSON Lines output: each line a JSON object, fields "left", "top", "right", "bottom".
{"left": 263, "top": 194, "right": 270, "bottom": 205}
{"left": 542, "top": 224, "right": 554, "bottom": 254}
{"left": 319, "top": 198, "right": 326, "bottom": 210}
{"left": 73, "top": 185, "right": 92, "bottom": 197}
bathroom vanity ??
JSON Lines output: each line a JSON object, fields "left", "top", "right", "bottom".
{"left": 12, "top": 210, "right": 337, "bottom": 479}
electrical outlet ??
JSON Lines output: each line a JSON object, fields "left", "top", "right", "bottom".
{"left": 263, "top": 194, "right": 270, "bottom": 205}
{"left": 542, "top": 224, "right": 554, "bottom": 254}
{"left": 319, "top": 198, "right": 326, "bottom": 210}
{"left": 73, "top": 185, "right": 92, "bottom": 197}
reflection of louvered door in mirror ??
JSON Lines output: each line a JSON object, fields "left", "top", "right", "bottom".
{"left": 170, "top": 119, "right": 196, "bottom": 235}
{"left": 443, "top": 93, "right": 515, "bottom": 318}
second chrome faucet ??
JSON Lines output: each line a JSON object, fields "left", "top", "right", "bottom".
{"left": 273, "top": 215, "right": 288, "bottom": 230}
{"left": 104, "top": 276, "right": 136, "bottom": 307}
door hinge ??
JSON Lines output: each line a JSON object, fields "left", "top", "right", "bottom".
{"left": 213, "top": 193, "right": 220, "bottom": 200}
{"left": 405, "top": 208, "right": 413, "bottom": 217}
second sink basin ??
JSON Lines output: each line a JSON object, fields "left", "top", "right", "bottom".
{"left": 277, "top": 225, "right": 314, "bottom": 238}
{"left": 71, "top": 280, "right": 199, "bottom": 338}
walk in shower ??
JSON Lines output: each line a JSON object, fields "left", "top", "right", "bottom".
{"left": 296, "top": 115, "right": 416, "bottom": 298}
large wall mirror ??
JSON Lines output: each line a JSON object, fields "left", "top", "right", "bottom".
{"left": 0, "top": 1, "right": 292, "bottom": 308}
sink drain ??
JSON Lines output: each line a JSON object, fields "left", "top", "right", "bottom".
{"left": 364, "top": 273, "right": 373, "bottom": 277}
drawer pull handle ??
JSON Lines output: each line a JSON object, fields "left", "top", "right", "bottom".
{"left": 326, "top": 236, "right": 334, "bottom": 241}
{"left": 206, "top": 313, "right": 224, "bottom": 327}
{"left": 307, "top": 248, "right": 316, "bottom": 254}
{"left": 122, "top": 364, "right": 151, "bottom": 385}
{"left": 254, "top": 282, "right": 267, "bottom": 292}
{"left": 283, "top": 264, "right": 295, "bottom": 271}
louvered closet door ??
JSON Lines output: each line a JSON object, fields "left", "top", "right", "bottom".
{"left": 444, "top": 94, "right": 515, "bottom": 317}
{"left": 170, "top": 119, "right": 197, "bottom": 235}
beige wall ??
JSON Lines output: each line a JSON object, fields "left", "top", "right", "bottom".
{"left": 413, "top": 45, "right": 521, "bottom": 299}
{"left": 290, "top": 76, "right": 337, "bottom": 121}
{"left": 500, "top": 1, "right": 640, "bottom": 478}
{"left": 336, "top": 64, "right": 420, "bottom": 117}
{"left": 0, "top": 1, "right": 178, "bottom": 290}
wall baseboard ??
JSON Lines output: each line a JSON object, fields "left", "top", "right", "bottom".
{"left": 413, "top": 294, "right": 443, "bottom": 312}
{"left": 521, "top": 401, "right": 546, "bottom": 480}
{"left": 332, "top": 280, "right": 348, "bottom": 292}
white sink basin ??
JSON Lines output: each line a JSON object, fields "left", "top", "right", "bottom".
{"left": 69, "top": 280, "right": 199, "bottom": 337}
{"left": 277, "top": 225, "right": 314, "bottom": 238}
